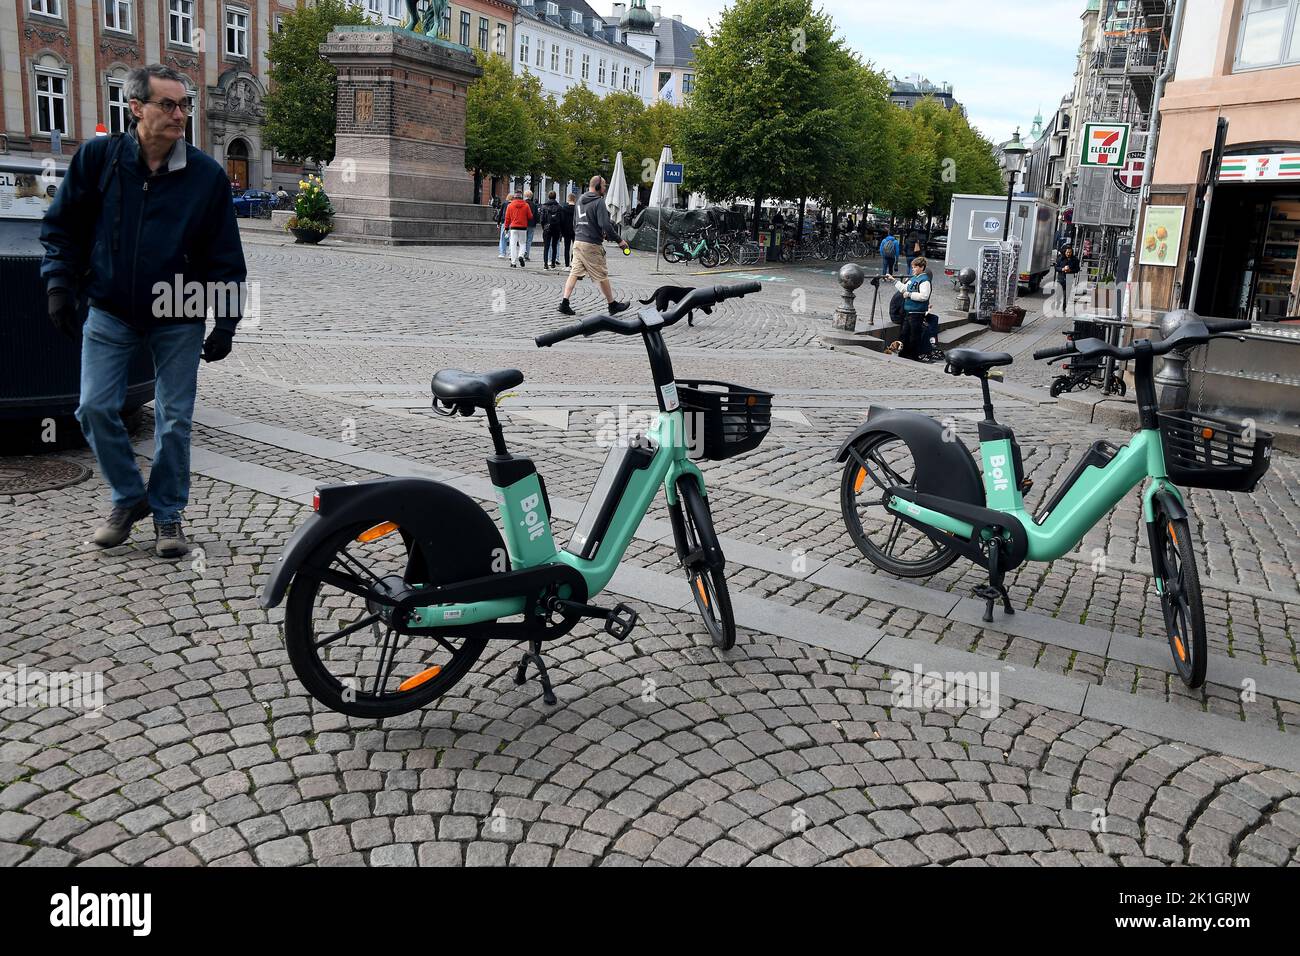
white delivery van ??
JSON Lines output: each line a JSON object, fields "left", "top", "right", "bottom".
{"left": 944, "top": 193, "right": 1060, "bottom": 292}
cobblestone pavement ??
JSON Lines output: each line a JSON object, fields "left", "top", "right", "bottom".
{"left": 1, "top": 233, "right": 1297, "bottom": 867}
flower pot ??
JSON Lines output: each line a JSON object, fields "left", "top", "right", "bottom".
{"left": 1009, "top": 305, "right": 1026, "bottom": 327}
{"left": 990, "top": 310, "right": 1017, "bottom": 333}
{"left": 291, "top": 226, "right": 328, "bottom": 245}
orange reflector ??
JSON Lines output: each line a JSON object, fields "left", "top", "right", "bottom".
{"left": 853, "top": 467, "right": 867, "bottom": 493}
{"left": 696, "top": 577, "right": 709, "bottom": 608}
{"left": 1172, "top": 634, "right": 1186, "bottom": 661}
{"left": 1168, "top": 522, "right": 1177, "bottom": 546}
{"left": 1201, "top": 426, "right": 1215, "bottom": 440}
{"left": 397, "top": 665, "right": 442, "bottom": 691}
{"left": 357, "top": 521, "right": 399, "bottom": 543}
{"left": 746, "top": 395, "right": 757, "bottom": 406}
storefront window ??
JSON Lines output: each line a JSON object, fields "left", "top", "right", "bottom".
{"left": 1235, "top": 0, "right": 1300, "bottom": 70}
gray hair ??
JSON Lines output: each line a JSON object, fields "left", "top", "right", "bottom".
{"left": 125, "top": 64, "right": 186, "bottom": 104}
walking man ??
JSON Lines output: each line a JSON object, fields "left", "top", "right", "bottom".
{"left": 539, "top": 191, "right": 562, "bottom": 269}
{"left": 558, "top": 193, "right": 576, "bottom": 268}
{"left": 504, "top": 192, "right": 533, "bottom": 267}
{"left": 880, "top": 231, "right": 898, "bottom": 276}
{"left": 496, "top": 191, "right": 512, "bottom": 258}
{"left": 41, "top": 64, "right": 246, "bottom": 557}
{"left": 558, "top": 176, "right": 630, "bottom": 316}
{"left": 523, "top": 189, "right": 538, "bottom": 262}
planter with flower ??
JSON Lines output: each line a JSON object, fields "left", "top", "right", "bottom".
{"left": 284, "top": 174, "right": 334, "bottom": 244}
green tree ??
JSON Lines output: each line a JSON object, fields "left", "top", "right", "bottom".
{"left": 878, "top": 105, "right": 936, "bottom": 225}
{"left": 909, "top": 97, "right": 1005, "bottom": 227}
{"left": 679, "top": 0, "right": 846, "bottom": 234}
{"left": 466, "top": 50, "right": 535, "bottom": 201}
{"left": 262, "top": 0, "right": 374, "bottom": 166}
{"left": 558, "top": 85, "right": 612, "bottom": 194}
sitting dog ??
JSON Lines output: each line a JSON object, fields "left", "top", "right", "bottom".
{"left": 639, "top": 284, "right": 713, "bottom": 327}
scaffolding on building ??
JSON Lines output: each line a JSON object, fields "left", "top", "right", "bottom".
{"left": 1070, "top": 0, "right": 1173, "bottom": 282}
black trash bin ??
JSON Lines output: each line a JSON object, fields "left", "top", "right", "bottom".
{"left": 0, "top": 158, "right": 153, "bottom": 453}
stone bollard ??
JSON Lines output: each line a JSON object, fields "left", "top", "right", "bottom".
{"left": 956, "top": 267, "right": 976, "bottom": 314}
{"left": 833, "top": 263, "right": 865, "bottom": 332}
{"left": 1154, "top": 308, "right": 1193, "bottom": 409}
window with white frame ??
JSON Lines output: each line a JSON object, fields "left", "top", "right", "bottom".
{"left": 168, "top": 0, "right": 194, "bottom": 46}
{"left": 184, "top": 88, "right": 198, "bottom": 143}
{"left": 519, "top": 33, "right": 529, "bottom": 63}
{"left": 387, "top": 0, "right": 401, "bottom": 20}
{"left": 681, "top": 72, "right": 695, "bottom": 95}
{"left": 622, "top": 65, "right": 629, "bottom": 89}
{"left": 598, "top": 57, "right": 606, "bottom": 84}
{"left": 461, "top": 11, "right": 471, "bottom": 46}
{"left": 29, "top": 0, "right": 62, "bottom": 17}
{"left": 633, "top": 69, "right": 640, "bottom": 94}
{"left": 564, "top": 47, "right": 573, "bottom": 75}
{"left": 104, "top": 0, "right": 132, "bottom": 32}
{"left": 550, "top": 43, "right": 559, "bottom": 71}
{"left": 441, "top": 7, "right": 451, "bottom": 39}
{"left": 581, "top": 52, "right": 590, "bottom": 80}
{"left": 535, "top": 40, "right": 544, "bottom": 67}
{"left": 1235, "top": 0, "right": 1300, "bottom": 69}
{"left": 35, "top": 64, "right": 68, "bottom": 134}
{"left": 496, "top": 24, "right": 506, "bottom": 56}
{"left": 106, "top": 76, "right": 130, "bottom": 134}
{"left": 225, "top": 7, "right": 249, "bottom": 58}
{"left": 478, "top": 17, "right": 488, "bottom": 50}
{"left": 366, "top": 0, "right": 382, "bottom": 20}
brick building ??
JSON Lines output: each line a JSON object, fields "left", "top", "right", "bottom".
{"left": 1, "top": 0, "right": 301, "bottom": 189}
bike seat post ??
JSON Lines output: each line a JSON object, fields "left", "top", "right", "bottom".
{"left": 483, "top": 404, "right": 509, "bottom": 457}
{"left": 979, "top": 375, "right": 996, "bottom": 422}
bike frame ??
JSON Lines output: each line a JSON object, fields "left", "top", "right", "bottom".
{"left": 886, "top": 426, "right": 1184, "bottom": 562}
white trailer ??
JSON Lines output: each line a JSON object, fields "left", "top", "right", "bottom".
{"left": 943, "top": 193, "right": 1060, "bottom": 291}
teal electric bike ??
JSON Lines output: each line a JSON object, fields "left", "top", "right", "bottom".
{"left": 837, "top": 313, "right": 1272, "bottom": 689}
{"left": 261, "top": 283, "right": 769, "bottom": 717}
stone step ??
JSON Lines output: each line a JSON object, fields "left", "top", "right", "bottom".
{"left": 330, "top": 214, "right": 498, "bottom": 245}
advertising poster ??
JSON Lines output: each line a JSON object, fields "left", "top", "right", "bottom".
{"left": 1138, "top": 205, "right": 1185, "bottom": 267}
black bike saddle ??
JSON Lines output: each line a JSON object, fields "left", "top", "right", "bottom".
{"left": 431, "top": 368, "right": 524, "bottom": 407}
{"left": 945, "top": 349, "right": 1013, "bottom": 375}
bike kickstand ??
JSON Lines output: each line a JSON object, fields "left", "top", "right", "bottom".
{"left": 514, "top": 638, "right": 557, "bottom": 706}
{"left": 974, "top": 536, "right": 1016, "bottom": 623}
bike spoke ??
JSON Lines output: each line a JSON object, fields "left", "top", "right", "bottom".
{"left": 371, "top": 622, "right": 400, "bottom": 697}
{"left": 335, "top": 547, "right": 383, "bottom": 588}
{"left": 884, "top": 516, "right": 906, "bottom": 556}
{"left": 316, "top": 612, "right": 381, "bottom": 650}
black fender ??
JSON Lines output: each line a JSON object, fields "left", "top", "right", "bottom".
{"left": 835, "top": 406, "right": 984, "bottom": 506}
{"left": 1150, "top": 487, "right": 1188, "bottom": 523}
{"left": 668, "top": 474, "right": 724, "bottom": 571}
{"left": 260, "top": 477, "right": 505, "bottom": 609}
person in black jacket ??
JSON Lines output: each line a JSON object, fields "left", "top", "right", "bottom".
{"left": 1053, "top": 243, "right": 1081, "bottom": 316}
{"left": 40, "top": 64, "right": 246, "bottom": 558}
{"left": 558, "top": 193, "right": 576, "bottom": 267}
{"left": 539, "top": 191, "right": 562, "bottom": 269}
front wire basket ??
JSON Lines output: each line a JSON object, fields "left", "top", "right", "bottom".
{"left": 1158, "top": 410, "right": 1273, "bottom": 493}
{"left": 677, "top": 380, "right": 773, "bottom": 461}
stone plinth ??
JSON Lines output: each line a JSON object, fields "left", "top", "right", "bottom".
{"left": 319, "top": 27, "right": 497, "bottom": 244}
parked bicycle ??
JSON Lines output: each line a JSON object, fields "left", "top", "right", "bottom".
{"left": 663, "top": 226, "right": 721, "bottom": 268}
{"left": 836, "top": 314, "right": 1269, "bottom": 689}
{"left": 261, "top": 283, "right": 771, "bottom": 717}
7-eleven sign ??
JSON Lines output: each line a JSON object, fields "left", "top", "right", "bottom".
{"left": 1081, "top": 122, "right": 1130, "bottom": 167}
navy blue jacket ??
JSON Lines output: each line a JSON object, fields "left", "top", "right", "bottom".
{"left": 40, "top": 129, "right": 247, "bottom": 331}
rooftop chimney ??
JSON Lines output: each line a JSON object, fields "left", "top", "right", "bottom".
{"left": 652, "top": 4, "right": 661, "bottom": 18}
{"left": 671, "top": 13, "right": 682, "bottom": 21}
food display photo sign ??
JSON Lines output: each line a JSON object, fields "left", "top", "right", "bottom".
{"left": 1138, "top": 205, "right": 1185, "bottom": 267}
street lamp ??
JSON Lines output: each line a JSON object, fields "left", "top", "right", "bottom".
{"left": 999, "top": 127, "right": 1029, "bottom": 242}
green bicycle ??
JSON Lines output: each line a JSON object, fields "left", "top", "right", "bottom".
{"left": 836, "top": 313, "right": 1271, "bottom": 688}
{"left": 260, "top": 283, "right": 769, "bottom": 717}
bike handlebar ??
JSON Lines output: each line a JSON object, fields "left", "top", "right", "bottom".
{"left": 535, "top": 282, "right": 763, "bottom": 348}
{"left": 1031, "top": 314, "right": 1254, "bottom": 364}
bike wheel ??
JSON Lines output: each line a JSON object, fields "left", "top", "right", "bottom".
{"left": 662, "top": 243, "right": 681, "bottom": 264}
{"left": 700, "top": 245, "right": 720, "bottom": 268}
{"left": 840, "top": 432, "right": 960, "bottom": 577}
{"left": 717, "top": 241, "right": 733, "bottom": 266}
{"left": 674, "top": 479, "right": 736, "bottom": 650}
{"left": 283, "top": 519, "right": 491, "bottom": 718}
{"left": 1049, "top": 378, "right": 1067, "bottom": 398}
{"left": 1151, "top": 513, "right": 1207, "bottom": 688}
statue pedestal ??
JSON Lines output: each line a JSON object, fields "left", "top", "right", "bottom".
{"left": 319, "top": 27, "right": 496, "bottom": 244}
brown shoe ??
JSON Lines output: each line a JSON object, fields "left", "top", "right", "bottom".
{"left": 92, "top": 500, "right": 151, "bottom": 547}
{"left": 154, "top": 519, "right": 190, "bottom": 558}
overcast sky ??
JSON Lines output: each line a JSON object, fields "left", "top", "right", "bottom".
{"left": 660, "top": 0, "right": 1085, "bottom": 144}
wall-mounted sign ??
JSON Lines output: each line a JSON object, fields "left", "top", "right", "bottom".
{"left": 1138, "top": 204, "right": 1185, "bottom": 268}
{"left": 1113, "top": 151, "right": 1146, "bottom": 193}
{"left": 0, "top": 170, "right": 59, "bottom": 220}
{"left": 1081, "top": 122, "right": 1130, "bottom": 167}
{"left": 1218, "top": 153, "right": 1300, "bottom": 182}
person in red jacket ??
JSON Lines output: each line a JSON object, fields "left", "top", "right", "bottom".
{"left": 504, "top": 194, "right": 533, "bottom": 268}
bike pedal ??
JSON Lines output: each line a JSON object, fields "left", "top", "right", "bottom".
{"left": 604, "top": 603, "right": 638, "bottom": 641}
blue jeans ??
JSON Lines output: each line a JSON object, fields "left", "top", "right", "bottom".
{"left": 498, "top": 224, "right": 509, "bottom": 255}
{"left": 77, "top": 307, "right": 204, "bottom": 524}
{"left": 882, "top": 254, "right": 896, "bottom": 277}
{"left": 525, "top": 225, "right": 535, "bottom": 257}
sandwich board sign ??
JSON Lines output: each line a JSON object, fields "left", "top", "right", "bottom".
{"left": 1081, "top": 122, "right": 1130, "bottom": 167}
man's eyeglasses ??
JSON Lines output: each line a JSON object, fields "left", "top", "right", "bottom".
{"left": 140, "top": 98, "right": 194, "bottom": 116}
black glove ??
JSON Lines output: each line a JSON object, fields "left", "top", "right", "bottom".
{"left": 48, "top": 288, "right": 80, "bottom": 340}
{"left": 202, "top": 328, "right": 234, "bottom": 363}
